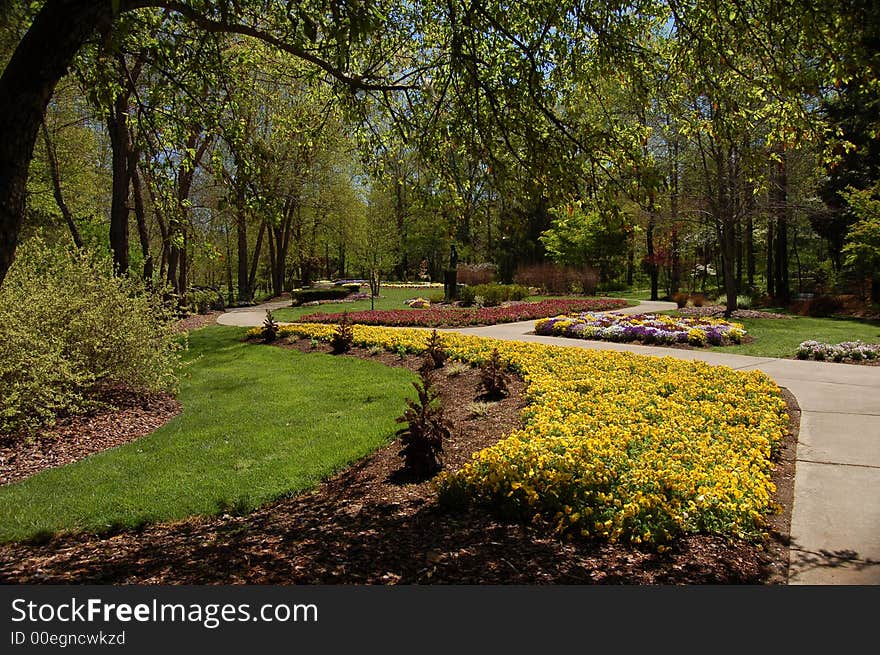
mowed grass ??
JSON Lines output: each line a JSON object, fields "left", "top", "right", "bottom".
{"left": 712, "top": 314, "right": 880, "bottom": 358}
{"left": 0, "top": 326, "right": 416, "bottom": 542}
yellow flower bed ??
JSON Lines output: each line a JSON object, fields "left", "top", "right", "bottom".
{"left": 255, "top": 323, "right": 788, "bottom": 546}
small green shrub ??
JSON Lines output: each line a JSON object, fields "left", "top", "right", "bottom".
{"left": 736, "top": 295, "right": 751, "bottom": 310}
{"left": 468, "top": 283, "right": 531, "bottom": 306}
{"left": 291, "top": 287, "right": 351, "bottom": 305}
{"left": 477, "top": 349, "right": 510, "bottom": 400}
{"left": 395, "top": 372, "right": 450, "bottom": 479}
{"left": 427, "top": 291, "right": 445, "bottom": 304}
{"left": 458, "top": 285, "right": 476, "bottom": 306}
{"left": 186, "top": 289, "right": 222, "bottom": 315}
{"left": 0, "top": 238, "right": 180, "bottom": 435}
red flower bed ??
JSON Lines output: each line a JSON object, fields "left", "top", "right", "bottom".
{"left": 299, "top": 298, "right": 629, "bottom": 328}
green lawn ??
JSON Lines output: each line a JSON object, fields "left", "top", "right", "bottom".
{"left": 0, "top": 326, "right": 416, "bottom": 542}
{"left": 712, "top": 314, "right": 880, "bottom": 358}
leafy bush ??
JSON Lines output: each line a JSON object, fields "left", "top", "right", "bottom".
{"left": 458, "top": 285, "right": 476, "bottom": 306}
{"left": 514, "top": 263, "right": 598, "bottom": 295}
{"left": 0, "top": 238, "right": 180, "bottom": 435}
{"left": 395, "top": 372, "right": 449, "bottom": 479}
{"left": 427, "top": 291, "right": 445, "bottom": 303}
{"left": 291, "top": 287, "right": 351, "bottom": 306}
{"left": 186, "top": 289, "right": 223, "bottom": 315}
{"left": 469, "top": 283, "right": 530, "bottom": 306}
{"left": 331, "top": 313, "right": 354, "bottom": 353}
{"left": 736, "top": 295, "right": 751, "bottom": 310}
{"left": 478, "top": 348, "right": 510, "bottom": 400}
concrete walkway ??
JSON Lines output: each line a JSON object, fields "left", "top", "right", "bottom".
{"left": 217, "top": 299, "right": 880, "bottom": 584}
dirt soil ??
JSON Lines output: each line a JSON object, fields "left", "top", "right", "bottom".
{"left": 175, "top": 310, "right": 222, "bottom": 332}
{"left": 0, "top": 339, "right": 798, "bottom": 585}
{"left": 0, "top": 388, "right": 180, "bottom": 486}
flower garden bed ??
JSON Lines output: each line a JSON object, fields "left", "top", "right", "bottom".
{"left": 297, "top": 298, "right": 629, "bottom": 328}
{"left": 535, "top": 312, "right": 747, "bottom": 347}
{"left": 272, "top": 324, "right": 788, "bottom": 548}
{"left": 796, "top": 340, "right": 880, "bottom": 363}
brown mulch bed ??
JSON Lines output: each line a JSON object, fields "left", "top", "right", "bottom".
{"left": 0, "top": 341, "right": 798, "bottom": 584}
{"left": 175, "top": 310, "right": 222, "bottom": 333}
{"left": 0, "top": 388, "right": 181, "bottom": 486}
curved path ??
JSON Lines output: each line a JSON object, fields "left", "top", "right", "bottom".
{"left": 217, "top": 299, "right": 880, "bottom": 584}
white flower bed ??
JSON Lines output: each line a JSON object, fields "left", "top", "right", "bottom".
{"left": 796, "top": 340, "right": 880, "bottom": 362}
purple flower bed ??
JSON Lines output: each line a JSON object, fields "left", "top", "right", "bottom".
{"left": 535, "top": 312, "right": 747, "bottom": 346}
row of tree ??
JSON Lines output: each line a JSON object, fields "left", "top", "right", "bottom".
{"left": 1, "top": 1, "right": 877, "bottom": 313}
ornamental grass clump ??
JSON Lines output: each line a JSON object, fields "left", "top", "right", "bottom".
{"left": 395, "top": 371, "right": 450, "bottom": 479}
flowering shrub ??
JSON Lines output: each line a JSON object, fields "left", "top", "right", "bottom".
{"left": 299, "top": 298, "right": 629, "bottom": 328}
{"left": 260, "top": 323, "right": 788, "bottom": 547}
{"left": 796, "top": 340, "right": 880, "bottom": 362}
{"left": 535, "top": 312, "right": 747, "bottom": 347}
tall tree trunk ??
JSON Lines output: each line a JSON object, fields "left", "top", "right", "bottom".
{"left": 714, "top": 152, "right": 737, "bottom": 317}
{"left": 669, "top": 141, "right": 681, "bottom": 294}
{"left": 130, "top": 162, "right": 153, "bottom": 282}
{"left": 0, "top": 0, "right": 112, "bottom": 285}
{"left": 236, "top": 207, "right": 249, "bottom": 302}
{"left": 107, "top": 91, "right": 132, "bottom": 275}
{"left": 771, "top": 149, "right": 790, "bottom": 305}
{"left": 766, "top": 216, "right": 775, "bottom": 298}
{"left": 177, "top": 228, "right": 188, "bottom": 298}
{"left": 735, "top": 215, "right": 743, "bottom": 291}
{"left": 144, "top": 171, "right": 170, "bottom": 281}
{"left": 40, "top": 120, "right": 84, "bottom": 248}
{"left": 646, "top": 206, "right": 658, "bottom": 301}
{"left": 745, "top": 210, "right": 755, "bottom": 289}
{"left": 248, "top": 220, "right": 265, "bottom": 298}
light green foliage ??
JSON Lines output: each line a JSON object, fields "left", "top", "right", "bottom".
{"left": 843, "top": 184, "right": 880, "bottom": 274}
{"left": 541, "top": 201, "right": 629, "bottom": 273}
{"left": 0, "top": 238, "right": 181, "bottom": 434}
